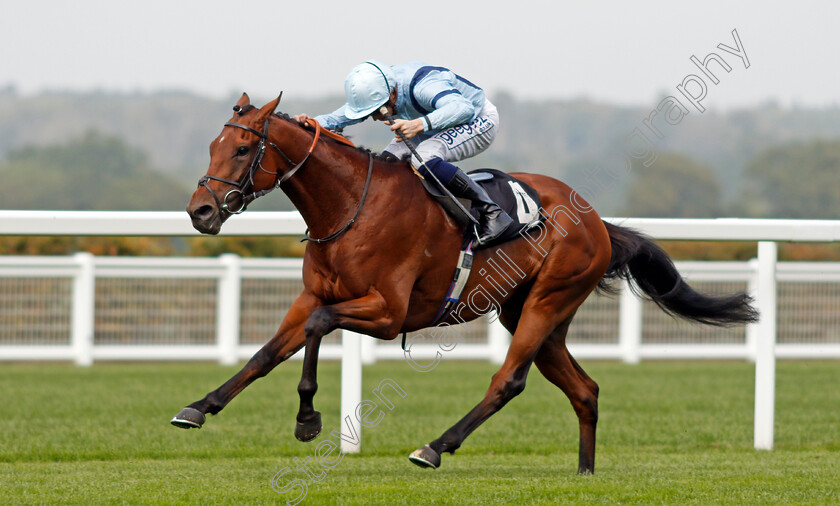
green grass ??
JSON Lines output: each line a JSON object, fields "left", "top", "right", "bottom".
{"left": 1, "top": 360, "right": 838, "bottom": 504}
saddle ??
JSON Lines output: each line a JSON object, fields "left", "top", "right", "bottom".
{"left": 420, "top": 168, "right": 543, "bottom": 249}
{"left": 410, "top": 169, "right": 543, "bottom": 327}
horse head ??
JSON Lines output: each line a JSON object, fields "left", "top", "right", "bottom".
{"left": 187, "top": 93, "right": 282, "bottom": 234}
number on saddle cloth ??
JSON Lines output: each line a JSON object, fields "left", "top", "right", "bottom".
{"left": 464, "top": 169, "right": 541, "bottom": 247}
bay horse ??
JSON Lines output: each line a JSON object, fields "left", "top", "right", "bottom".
{"left": 173, "top": 93, "right": 757, "bottom": 473}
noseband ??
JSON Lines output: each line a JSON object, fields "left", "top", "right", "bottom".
{"left": 197, "top": 111, "right": 322, "bottom": 215}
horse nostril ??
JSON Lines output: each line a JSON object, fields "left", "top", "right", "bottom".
{"left": 192, "top": 204, "right": 215, "bottom": 221}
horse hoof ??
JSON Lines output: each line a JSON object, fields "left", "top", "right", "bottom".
{"left": 170, "top": 407, "right": 205, "bottom": 429}
{"left": 408, "top": 445, "right": 441, "bottom": 469}
{"left": 295, "top": 412, "right": 322, "bottom": 442}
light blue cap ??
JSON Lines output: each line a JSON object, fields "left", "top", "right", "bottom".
{"left": 343, "top": 60, "right": 395, "bottom": 119}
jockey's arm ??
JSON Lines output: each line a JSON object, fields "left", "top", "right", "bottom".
{"left": 410, "top": 73, "right": 477, "bottom": 132}
{"left": 391, "top": 88, "right": 475, "bottom": 141}
{"left": 295, "top": 105, "right": 364, "bottom": 131}
{"left": 424, "top": 92, "right": 475, "bottom": 131}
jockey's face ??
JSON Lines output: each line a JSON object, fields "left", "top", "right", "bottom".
{"left": 370, "top": 88, "right": 398, "bottom": 122}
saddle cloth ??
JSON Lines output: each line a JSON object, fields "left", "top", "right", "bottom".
{"left": 421, "top": 168, "right": 543, "bottom": 249}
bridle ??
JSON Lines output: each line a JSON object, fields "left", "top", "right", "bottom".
{"left": 197, "top": 104, "right": 321, "bottom": 215}
{"left": 196, "top": 102, "right": 373, "bottom": 244}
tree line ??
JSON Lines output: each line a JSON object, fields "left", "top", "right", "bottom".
{"left": 0, "top": 88, "right": 838, "bottom": 259}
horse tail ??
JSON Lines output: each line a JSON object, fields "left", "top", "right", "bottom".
{"left": 599, "top": 221, "right": 759, "bottom": 326}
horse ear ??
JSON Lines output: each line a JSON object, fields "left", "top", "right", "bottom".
{"left": 236, "top": 93, "right": 250, "bottom": 108}
{"left": 256, "top": 93, "right": 283, "bottom": 122}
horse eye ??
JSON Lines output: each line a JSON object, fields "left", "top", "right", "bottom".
{"left": 236, "top": 146, "right": 249, "bottom": 157}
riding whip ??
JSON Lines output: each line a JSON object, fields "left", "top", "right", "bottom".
{"left": 380, "top": 107, "right": 480, "bottom": 226}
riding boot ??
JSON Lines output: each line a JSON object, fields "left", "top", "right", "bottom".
{"left": 444, "top": 168, "right": 514, "bottom": 245}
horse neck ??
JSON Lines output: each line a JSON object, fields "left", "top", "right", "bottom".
{"left": 270, "top": 119, "right": 369, "bottom": 237}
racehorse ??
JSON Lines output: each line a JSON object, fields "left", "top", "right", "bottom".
{"left": 172, "top": 93, "right": 758, "bottom": 474}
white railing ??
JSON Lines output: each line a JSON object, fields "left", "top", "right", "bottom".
{"left": 2, "top": 254, "right": 839, "bottom": 364}
{"left": 2, "top": 210, "right": 840, "bottom": 453}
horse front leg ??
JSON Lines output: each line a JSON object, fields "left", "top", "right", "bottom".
{"left": 170, "top": 292, "right": 320, "bottom": 429}
{"left": 294, "top": 291, "right": 396, "bottom": 442}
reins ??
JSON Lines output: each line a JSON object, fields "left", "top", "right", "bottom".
{"left": 198, "top": 111, "right": 371, "bottom": 244}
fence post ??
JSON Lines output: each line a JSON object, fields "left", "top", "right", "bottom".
{"left": 619, "top": 279, "right": 643, "bottom": 364}
{"left": 360, "top": 335, "right": 377, "bottom": 365}
{"left": 71, "top": 252, "right": 95, "bottom": 367}
{"left": 753, "top": 241, "right": 777, "bottom": 450}
{"left": 341, "top": 330, "right": 363, "bottom": 453}
{"left": 217, "top": 254, "right": 241, "bottom": 366}
{"left": 488, "top": 316, "right": 510, "bottom": 364}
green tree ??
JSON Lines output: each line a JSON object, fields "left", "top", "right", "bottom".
{"left": 0, "top": 132, "right": 190, "bottom": 210}
{"left": 620, "top": 153, "right": 721, "bottom": 217}
{"left": 740, "top": 139, "right": 840, "bottom": 218}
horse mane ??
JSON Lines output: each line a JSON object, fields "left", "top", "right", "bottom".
{"left": 272, "top": 112, "right": 402, "bottom": 164}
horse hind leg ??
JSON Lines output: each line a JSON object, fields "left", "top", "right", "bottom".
{"left": 534, "top": 318, "right": 600, "bottom": 474}
{"left": 409, "top": 292, "right": 571, "bottom": 469}
{"left": 409, "top": 233, "right": 606, "bottom": 470}
{"left": 409, "top": 331, "right": 539, "bottom": 469}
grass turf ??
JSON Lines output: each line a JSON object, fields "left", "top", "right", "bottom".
{"left": 0, "top": 360, "right": 838, "bottom": 504}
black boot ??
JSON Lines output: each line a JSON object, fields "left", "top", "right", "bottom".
{"left": 446, "top": 169, "right": 514, "bottom": 245}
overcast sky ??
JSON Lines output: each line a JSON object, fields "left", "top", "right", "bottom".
{"left": 2, "top": 0, "right": 838, "bottom": 109}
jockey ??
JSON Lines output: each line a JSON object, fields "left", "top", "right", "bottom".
{"left": 294, "top": 60, "right": 513, "bottom": 245}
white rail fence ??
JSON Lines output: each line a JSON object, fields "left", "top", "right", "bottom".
{"left": 2, "top": 253, "right": 840, "bottom": 364}
{"left": 2, "top": 211, "right": 840, "bottom": 453}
